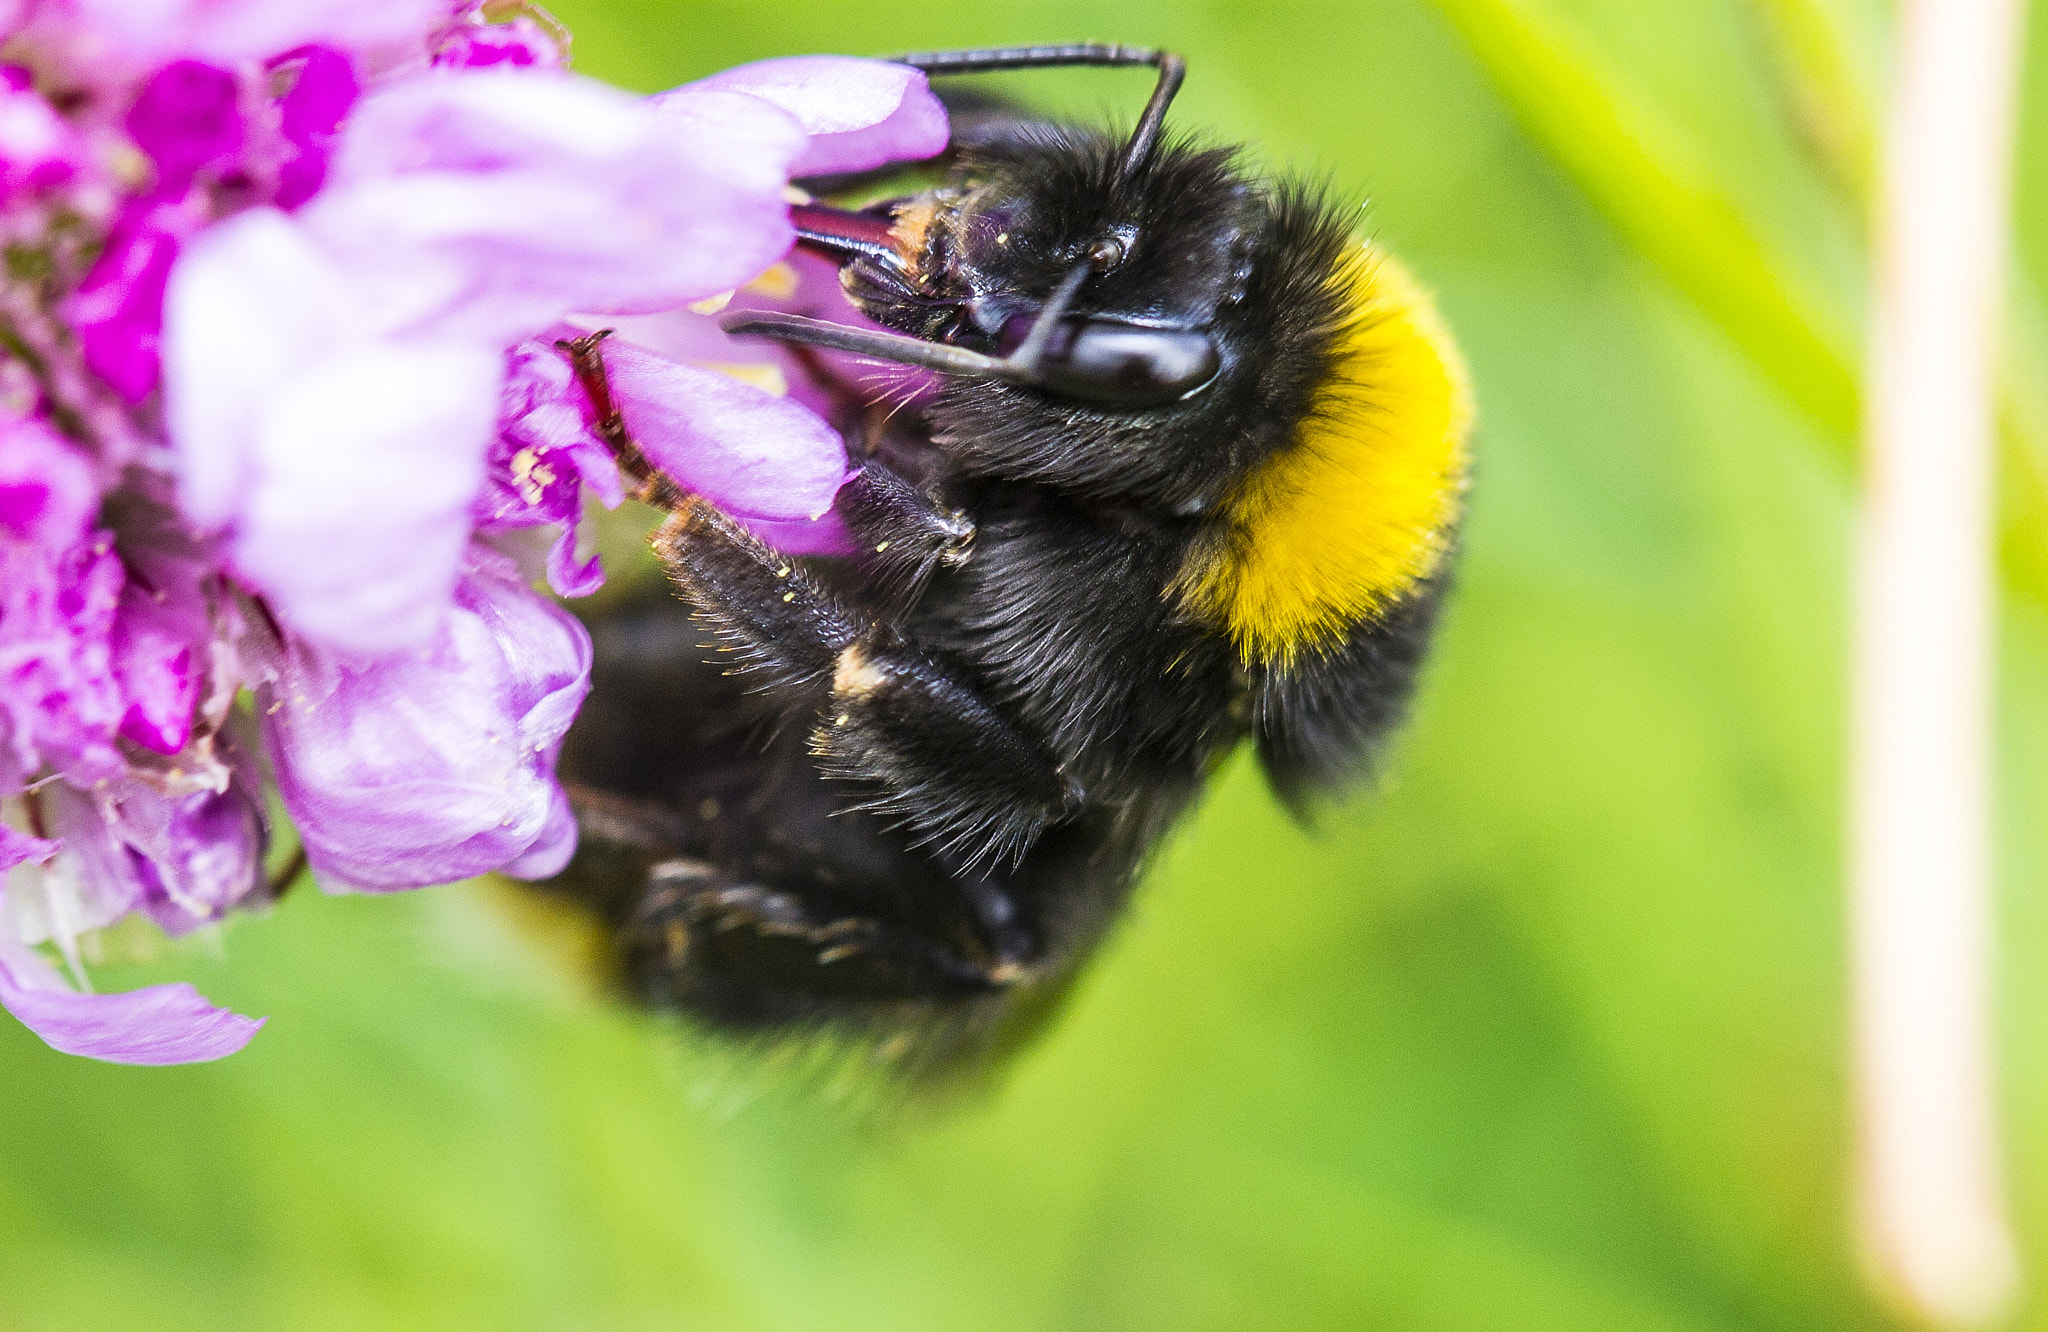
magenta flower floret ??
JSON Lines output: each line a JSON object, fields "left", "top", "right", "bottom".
{"left": 271, "top": 46, "right": 358, "bottom": 208}
{"left": 126, "top": 59, "right": 245, "bottom": 196}
{"left": 0, "top": 0, "right": 950, "bottom": 1065}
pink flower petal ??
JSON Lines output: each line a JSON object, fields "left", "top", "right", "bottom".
{"left": 600, "top": 336, "right": 852, "bottom": 522}
{"left": 312, "top": 72, "right": 807, "bottom": 340}
{"left": 164, "top": 206, "right": 354, "bottom": 529}
{"left": 165, "top": 208, "right": 505, "bottom": 653}
{"left": 683, "top": 56, "right": 949, "bottom": 177}
{"left": 736, "top": 509, "right": 855, "bottom": 557}
{"left": 125, "top": 59, "right": 243, "bottom": 198}
{"left": 66, "top": 207, "right": 181, "bottom": 403}
{"left": 263, "top": 545, "right": 591, "bottom": 891}
{"left": 0, "top": 82, "right": 80, "bottom": 196}
{"left": 0, "top": 934, "right": 260, "bottom": 1063}
{"left": 272, "top": 45, "right": 359, "bottom": 209}
{"left": 236, "top": 339, "right": 504, "bottom": 652}
{"left": 110, "top": 586, "right": 198, "bottom": 753}
{"left": 432, "top": 16, "right": 563, "bottom": 71}
{"left": 71, "top": 0, "right": 447, "bottom": 66}
{"left": 0, "top": 416, "right": 95, "bottom": 548}
{"left": 0, "top": 824, "right": 57, "bottom": 871}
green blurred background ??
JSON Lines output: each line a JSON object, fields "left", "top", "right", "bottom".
{"left": 12, "top": 1, "right": 2048, "bottom": 1328}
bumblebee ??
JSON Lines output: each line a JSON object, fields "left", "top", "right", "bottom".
{"left": 545, "top": 45, "right": 1472, "bottom": 1076}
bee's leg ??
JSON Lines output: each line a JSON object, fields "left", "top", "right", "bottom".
{"left": 811, "top": 638, "right": 1083, "bottom": 869}
{"left": 651, "top": 495, "right": 864, "bottom": 699}
{"left": 836, "top": 461, "right": 974, "bottom": 604}
{"left": 554, "top": 329, "right": 688, "bottom": 511}
{"left": 560, "top": 328, "right": 971, "bottom": 597}
{"left": 619, "top": 859, "right": 1016, "bottom": 1021}
{"left": 541, "top": 785, "right": 690, "bottom": 917}
{"left": 655, "top": 498, "right": 1082, "bottom": 866}
{"left": 555, "top": 332, "right": 1074, "bottom": 863}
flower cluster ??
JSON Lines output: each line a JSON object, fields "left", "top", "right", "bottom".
{"left": 0, "top": 0, "right": 948, "bottom": 1062}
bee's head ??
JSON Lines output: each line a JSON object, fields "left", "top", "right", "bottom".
{"left": 840, "top": 131, "right": 1362, "bottom": 509}
{"left": 908, "top": 128, "right": 1262, "bottom": 410}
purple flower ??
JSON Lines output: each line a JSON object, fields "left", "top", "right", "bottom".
{"left": 110, "top": 579, "right": 200, "bottom": 755}
{"left": 476, "top": 339, "right": 625, "bottom": 598}
{"left": 260, "top": 544, "right": 590, "bottom": 891}
{"left": 480, "top": 325, "right": 858, "bottom": 587}
{"left": 0, "top": 422, "right": 127, "bottom": 782}
{"left": 432, "top": 15, "right": 564, "bottom": 71}
{"left": 36, "top": 762, "right": 266, "bottom": 933}
{"left": 163, "top": 69, "right": 807, "bottom": 652}
{"left": 105, "top": 492, "right": 220, "bottom": 755}
{"left": 0, "top": 0, "right": 959, "bottom": 1066}
{"left": 164, "top": 57, "right": 946, "bottom": 653}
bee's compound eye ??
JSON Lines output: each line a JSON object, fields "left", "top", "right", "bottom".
{"left": 1040, "top": 321, "right": 1221, "bottom": 408}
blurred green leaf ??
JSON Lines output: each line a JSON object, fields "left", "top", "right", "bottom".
{"left": 1423, "top": 0, "right": 1860, "bottom": 437}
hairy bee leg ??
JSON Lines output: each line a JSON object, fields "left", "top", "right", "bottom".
{"left": 815, "top": 641, "right": 1083, "bottom": 869}
{"left": 619, "top": 860, "right": 1015, "bottom": 1013}
{"left": 654, "top": 496, "right": 864, "bottom": 697}
{"left": 836, "top": 462, "right": 975, "bottom": 604}
{"left": 656, "top": 500, "right": 1082, "bottom": 866}
{"left": 542, "top": 785, "right": 692, "bottom": 917}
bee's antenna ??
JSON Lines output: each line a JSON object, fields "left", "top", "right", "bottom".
{"left": 883, "top": 44, "right": 1186, "bottom": 181}
{"left": 1116, "top": 52, "right": 1184, "bottom": 182}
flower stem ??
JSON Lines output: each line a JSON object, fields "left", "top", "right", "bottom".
{"left": 1852, "top": 0, "right": 2026, "bottom": 1325}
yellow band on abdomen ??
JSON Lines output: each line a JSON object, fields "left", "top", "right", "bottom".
{"left": 1178, "top": 243, "right": 1473, "bottom": 665}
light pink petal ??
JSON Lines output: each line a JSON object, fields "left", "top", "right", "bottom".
{"left": 601, "top": 337, "right": 852, "bottom": 522}
{"left": 163, "top": 207, "right": 356, "bottom": 529}
{"left": 601, "top": 247, "right": 939, "bottom": 416}
{"left": 496, "top": 784, "right": 576, "bottom": 880}
{"left": 263, "top": 545, "right": 590, "bottom": 892}
{"left": 310, "top": 73, "right": 806, "bottom": 341}
{"left": 234, "top": 339, "right": 503, "bottom": 652}
{"left": 737, "top": 509, "right": 856, "bottom": 557}
{"left": 71, "top": 0, "right": 446, "bottom": 65}
{"left": 0, "top": 933, "right": 260, "bottom": 1063}
{"left": 683, "top": 56, "right": 949, "bottom": 177}
{"left": 165, "top": 208, "right": 503, "bottom": 652}
{"left": 0, "top": 824, "right": 56, "bottom": 871}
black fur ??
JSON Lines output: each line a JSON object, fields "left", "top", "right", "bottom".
{"left": 540, "top": 77, "right": 1459, "bottom": 1078}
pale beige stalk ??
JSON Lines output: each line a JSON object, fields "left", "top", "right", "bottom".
{"left": 1852, "top": 0, "right": 2026, "bottom": 1325}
